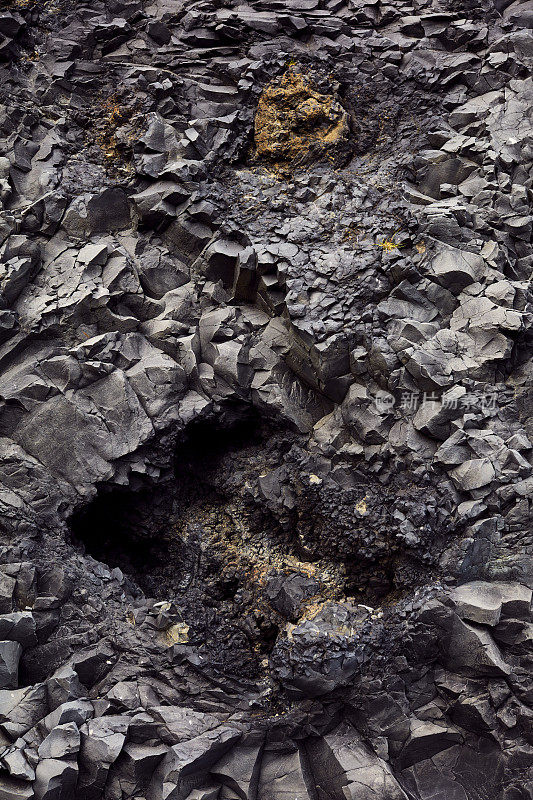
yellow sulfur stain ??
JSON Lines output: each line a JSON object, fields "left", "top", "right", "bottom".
{"left": 355, "top": 497, "right": 368, "bottom": 515}
{"left": 253, "top": 68, "right": 350, "bottom": 174}
{"left": 165, "top": 622, "right": 190, "bottom": 645}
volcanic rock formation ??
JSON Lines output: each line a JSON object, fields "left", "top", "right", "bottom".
{"left": 0, "top": 0, "right": 532, "bottom": 797}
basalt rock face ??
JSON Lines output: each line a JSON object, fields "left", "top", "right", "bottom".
{"left": 0, "top": 0, "right": 532, "bottom": 796}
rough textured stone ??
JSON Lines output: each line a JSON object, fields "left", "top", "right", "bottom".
{"left": 0, "top": 0, "right": 532, "bottom": 798}
{"left": 0, "top": 641, "right": 22, "bottom": 689}
{"left": 450, "top": 582, "right": 503, "bottom": 626}
{"left": 254, "top": 68, "right": 351, "bottom": 171}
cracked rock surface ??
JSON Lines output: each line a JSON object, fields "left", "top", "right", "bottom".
{"left": 0, "top": 0, "right": 532, "bottom": 796}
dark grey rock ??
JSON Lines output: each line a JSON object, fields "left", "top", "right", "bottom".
{"left": 427, "top": 247, "right": 483, "bottom": 293}
{"left": 0, "top": 684, "right": 47, "bottom": 740}
{"left": 1, "top": 744, "right": 35, "bottom": 782}
{"left": 494, "top": 582, "right": 532, "bottom": 619}
{"left": 0, "top": 1, "right": 531, "bottom": 797}
{"left": 148, "top": 728, "right": 241, "bottom": 800}
{"left": 0, "top": 774, "right": 35, "bottom": 800}
{"left": 37, "top": 723, "right": 80, "bottom": 760}
{"left": 307, "top": 724, "right": 409, "bottom": 799}
{"left": 445, "top": 616, "right": 511, "bottom": 677}
{"left": 43, "top": 701, "right": 93, "bottom": 732}
{"left": 0, "top": 574, "right": 15, "bottom": 614}
{"left": 0, "top": 613, "right": 36, "bottom": 649}
{"left": 210, "top": 743, "right": 263, "bottom": 800}
{"left": 34, "top": 758, "right": 78, "bottom": 800}
{"left": 0, "top": 641, "right": 22, "bottom": 689}
{"left": 449, "top": 582, "right": 503, "bottom": 626}
{"left": 265, "top": 573, "right": 321, "bottom": 621}
{"left": 78, "top": 716, "right": 128, "bottom": 799}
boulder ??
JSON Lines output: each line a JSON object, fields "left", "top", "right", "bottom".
{"left": 0, "top": 573, "right": 15, "bottom": 614}
{"left": 0, "top": 613, "right": 37, "bottom": 648}
{"left": 38, "top": 722, "right": 81, "bottom": 760}
{"left": 211, "top": 743, "right": 263, "bottom": 800}
{"left": 77, "top": 716, "right": 128, "bottom": 799}
{"left": 34, "top": 758, "right": 78, "bottom": 800}
{"left": 445, "top": 616, "right": 511, "bottom": 677}
{"left": 106, "top": 742, "right": 168, "bottom": 797}
{"left": 257, "top": 747, "right": 310, "bottom": 800}
{"left": 265, "top": 573, "right": 320, "bottom": 620}
{"left": 449, "top": 582, "right": 503, "bottom": 626}
{"left": 493, "top": 582, "right": 532, "bottom": 619}
{"left": 0, "top": 684, "right": 47, "bottom": 739}
{"left": 1, "top": 743, "right": 35, "bottom": 781}
{"left": 396, "top": 719, "right": 463, "bottom": 770}
{"left": 450, "top": 459, "right": 495, "bottom": 491}
{"left": 427, "top": 247, "right": 483, "bottom": 293}
{"left": 148, "top": 727, "right": 241, "bottom": 800}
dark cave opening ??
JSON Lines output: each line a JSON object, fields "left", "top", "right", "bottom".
{"left": 173, "top": 408, "right": 266, "bottom": 476}
{"left": 70, "top": 408, "right": 269, "bottom": 596}
{"left": 69, "top": 410, "right": 299, "bottom": 676}
{"left": 69, "top": 409, "right": 434, "bottom": 676}
{"left": 69, "top": 484, "right": 169, "bottom": 593}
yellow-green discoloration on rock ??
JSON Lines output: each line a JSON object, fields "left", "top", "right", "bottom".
{"left": 253, "top": 68, "right": 351, "bottom": 173}
{"left": 165, "top": 622, "right": 190, "bottom": 645}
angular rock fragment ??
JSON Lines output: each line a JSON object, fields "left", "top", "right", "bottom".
{"left": 37, "top": 723, "right": 80, "bottom": 760}
{"left": 257, "top": 746, "right": 310, "bottom": 800}
{"left": 0, "top": 613, "right": 37, "bottom": 649}
{"left": 450, "top": 459, "right": 495, "bottom": 492}
{"left": 34, "top": 758, "right": 78, "bottom": 800}
{"left": 445, "top": 617, "right": 511, "bottom": 677}
{"left": 78, "top": 716, "right": 128, "bottom": 799}
{"left": 449, "top": 582, "right": 503, "bottom": 626}
{"left": 0, "top": 641, "right": 22, "bottom": 689}
{"left": 307, "top": 724, "right": 409, "bottom": 800}
{"left": 148, "top": 728, "right": 241, "bottom": 800}
{"left": 427, "top": 247, "right": 483, "bottom": 293}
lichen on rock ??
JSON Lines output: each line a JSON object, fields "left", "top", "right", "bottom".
{"left": 253, "top": 67, "right": 351, "bottom": 172}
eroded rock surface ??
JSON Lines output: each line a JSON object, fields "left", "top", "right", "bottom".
{"left": 0, "top": 0, "right": 532, "bottom": 796}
